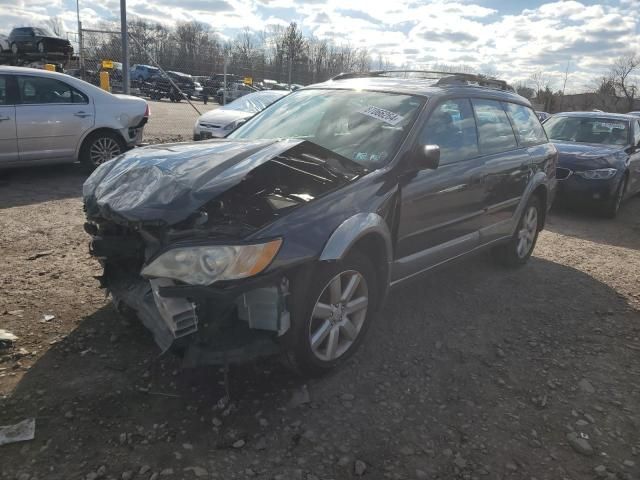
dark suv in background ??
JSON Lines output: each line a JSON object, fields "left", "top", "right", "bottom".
{"left": 83, "top": 71, "right": 557, "bottom": 375}
{"left": 8, "top": 27, "right": 73, "bottom": 56}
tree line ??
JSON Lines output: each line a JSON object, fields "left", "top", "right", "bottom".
{"left": 81, "top": 18, "right": 387, "bottom": 85}
{"left": 515, "top": 55, "right": 639, "bottom": 113}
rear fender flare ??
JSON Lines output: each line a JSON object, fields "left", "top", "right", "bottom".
{"left": 511, "top": 172, "right": 549, "bottom": 234}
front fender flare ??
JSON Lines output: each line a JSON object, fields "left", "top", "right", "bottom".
{"left": 319, "top": 212, "right": 393, "bottom": 262}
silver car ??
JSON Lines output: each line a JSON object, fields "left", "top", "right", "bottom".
{"left": 0, "top": 34, "right": 9, "bottom": 53}
{"left": 0, "top": 66, "right": 149, "bottom": 171}
{"left": 193, "top": 90, "right": 287, "bottom": 140}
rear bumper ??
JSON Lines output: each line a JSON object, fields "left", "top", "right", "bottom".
{"left": 123, "top": 117, "right": 148, "bottom": 146}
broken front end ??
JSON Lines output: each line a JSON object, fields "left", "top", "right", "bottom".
{"left": 82, "top": 139, "right": 364, "bottom": 365}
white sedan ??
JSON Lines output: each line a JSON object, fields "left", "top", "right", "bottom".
{"left": 0, "top": 34, "right": 9, "bottom": 52}
{"left": 193, "top": 90, "right": 287, "bottom": 140}
{"left": 0, "top": 66, "right": 149, "bottom": 171}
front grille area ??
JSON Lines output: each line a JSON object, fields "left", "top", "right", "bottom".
{"left": 556, "top": 167, "right": 572, "bottom": 180}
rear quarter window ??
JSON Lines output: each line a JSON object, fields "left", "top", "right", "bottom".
{"left": 504, "top": 103, "right": 548, "bottom": 147}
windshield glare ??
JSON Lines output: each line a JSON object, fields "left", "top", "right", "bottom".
{"left": 224, "top": 92, "right": 284, "bottom": 113}
{"left": 228, "top": 89, "right": 425, "bottom": 167}
{"left": 544, "top": 116, "right": 629, "bottom": 146}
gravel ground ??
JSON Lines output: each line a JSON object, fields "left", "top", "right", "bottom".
{"left": 0, "top": 164, "right": 639, "bottom": 480}
{"left": 143, "top": 99, "right": 220, "bottom": 143}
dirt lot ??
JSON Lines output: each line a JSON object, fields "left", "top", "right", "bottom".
{"left": 143, "top": 99, "right": 220, "bottom": 143}
{"left": 1, "top": 164, "right": 639, "bottom": 480}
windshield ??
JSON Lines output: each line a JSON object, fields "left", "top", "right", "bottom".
{"left": 544, "top": 116, "right": 630, "bottom": 146}
{"left": 223, "top": 91, "right": 285, "bottom": 113}
{"left": 228, "top": 89, "right": 425, "bottom": 167}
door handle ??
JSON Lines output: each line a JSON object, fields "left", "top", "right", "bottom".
{"left": 0, "top": 116, "right": 10, "bottom": 121}
{"left": 74, "top": 111, "right": 92, "bottom": 118}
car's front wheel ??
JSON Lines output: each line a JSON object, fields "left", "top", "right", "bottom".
{"left": 285, "top": 251, "right": 377, "bottom": 376}
{"left": 492, "top": 195, "right": 541, "bottom": 267}
{"left": 80, "top": 131, "right": 125, "bottom": 172}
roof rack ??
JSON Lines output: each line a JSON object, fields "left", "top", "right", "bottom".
{"left": 330, "top": 70, "right": 514, "bottom": 92}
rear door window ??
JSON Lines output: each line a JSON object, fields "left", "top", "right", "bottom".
{"left": 504, "top": 103, "right": 548, "bottom": 146}
{"left": 17, "top": 76, "right": 88, "bottom": 105}
{"left": 419, "top": 98, "right": 479, "bottom": 164}
{"left": 634, "top": 120, "right": 640, "bottom": 146}
{"left": 471, "top": 99, "right": 518, "bottom": 155}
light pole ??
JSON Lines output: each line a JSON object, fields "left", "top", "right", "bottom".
{"left": 76, "top": 0, "right": 83, "bottom": 76}
{"left": 120, "top": 0, "right": 130, "bottom": 94}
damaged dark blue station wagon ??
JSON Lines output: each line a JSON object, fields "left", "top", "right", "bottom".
{"left": 83, "top": 71, "right": 557, "bottom": 375}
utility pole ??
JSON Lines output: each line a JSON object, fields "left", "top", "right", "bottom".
{"left": 120, "top": 0, "right": 130, "bottom": 94}
{"left": 76, "top": 0, "right": 83, "bottom": 78}
{"left": 288, "top": 55, "right": 292, "bottom": 88}
{"left": 223, "top": 56, "right": 228, "bottom": 105}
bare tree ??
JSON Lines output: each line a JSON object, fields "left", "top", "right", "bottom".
{"left": 514, "top": 82, "right": 535, "bottom": 99}
{"left": 561, "top": 61, "right": 571, "bottom": 95}
{"left": 44, "top": 17, "right": 64, "bottom": 37}
{"left": 610, "top": 54, "right": 639, "bottom": 111}
{"left": 528, "top": 70, "right": 552, "bottom": 97}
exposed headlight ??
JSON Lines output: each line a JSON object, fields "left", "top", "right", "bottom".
{"left": 574, "top": 168, "right": 618, "bottom": 180}
{"left": 223, "top": 120, "right": 239, "bottom": 131}
{"left": 141, "top": 239, "right": 282, "bottom": 286}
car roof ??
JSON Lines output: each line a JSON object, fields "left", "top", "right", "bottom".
{"left": 302, "top": 76, "right": 530, "bottom": 105}
{"left": 553, "top": 111, "right": 635, "bottom": 121}
{"left": 0, "top": 66, "right": 114, "bottom": 98}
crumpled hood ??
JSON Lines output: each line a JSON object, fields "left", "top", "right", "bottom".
{"left": 553, "top": 142, "right": 624, "bottom": 170}
{"left": 83, "top": 139, "right": 365, "bottom": 227}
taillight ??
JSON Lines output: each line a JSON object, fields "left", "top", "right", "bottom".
{"left": 144, "top": 104, "right": 150, "bottom": 117}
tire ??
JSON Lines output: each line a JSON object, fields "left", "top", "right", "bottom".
{"left": 37, "top": 41, "right": 45, "bottom": 54}
{"left": 492, "top": 196, "right": 541, "bottom": 267}
{"left": 283, "top": 251, "right": 378, "bottom": 376}
{"left": 602, "top": 176, "right": 627, "bottom": 219}
{"left": 80, "top": 131, "right": 125, "bottom": 173}
{"left": 11, "top": 43, "right": 18, "bottom": 55}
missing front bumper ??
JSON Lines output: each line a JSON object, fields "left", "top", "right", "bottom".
{"left": 107, "top": 272, "right": 290, "bottom": 364}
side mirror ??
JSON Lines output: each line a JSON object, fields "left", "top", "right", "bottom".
{"left": 409, "top": 144, "right": 440, "bottom": 171}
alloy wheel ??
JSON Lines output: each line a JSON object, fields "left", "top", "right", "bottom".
{"left": 516, "top": 205, "right": 538, "bottom": 259}
{"left": 37, "top": 42, "right": 44, "bottom": 53}
{"left": 308, "top": 270, "right": 369, "bottom": 362}
{"left": 89, "top": 137, "right": 121, "bottom": 166}
{"left": 11, "top": 43, "right": 18, "bottom": 55}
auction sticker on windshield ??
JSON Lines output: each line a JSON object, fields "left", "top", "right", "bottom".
{"left": 358, "top": 105, "right": 404, "bottom": 126}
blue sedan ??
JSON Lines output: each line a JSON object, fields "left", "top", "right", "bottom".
{"left": 544, "top": 112, "right": 640, "bottom": 217}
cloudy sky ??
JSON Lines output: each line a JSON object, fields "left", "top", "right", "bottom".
{"left": 3, "top": 0, "right": 639, "bottom": 91}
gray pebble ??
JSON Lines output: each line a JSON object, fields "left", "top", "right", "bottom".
{"left": 567, "top": 432, "right": 594, "bottom": 456}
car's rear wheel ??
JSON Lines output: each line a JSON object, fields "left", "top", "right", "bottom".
{"left": 603, "top": 175, "right": 626, "bottom": 219}
{"left": 492, "top": 196, "right": 541, "bottom": 267}
{"left": 284, "top": 251, "right": 377, "bottom": 376}
{"left": 80, "top": 131, "right": 125, "bottom": 172}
